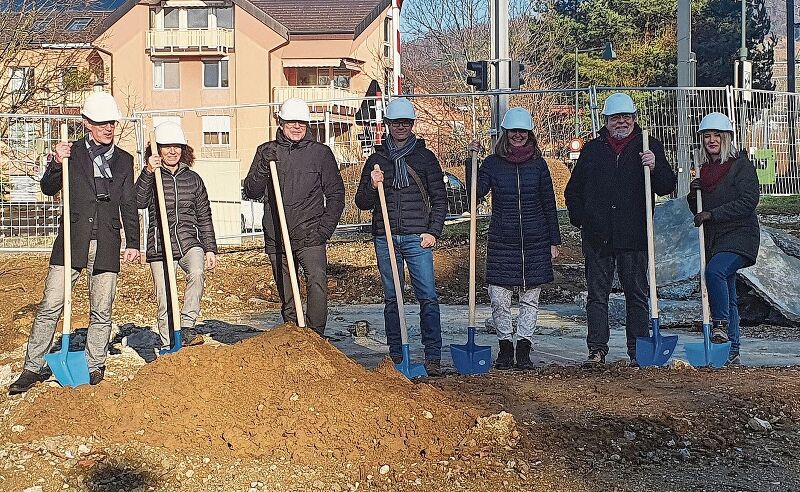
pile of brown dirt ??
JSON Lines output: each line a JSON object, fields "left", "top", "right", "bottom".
{"left": 11, "top": 325, "right": 479, "bottom": 466}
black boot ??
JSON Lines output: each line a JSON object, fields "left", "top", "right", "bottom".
{"left": 515, "top": 338, "right": 534, "bottom": 370}
{"left": 8, "top": 369, "right": 48, "bottom": 395}
{"left": 494, "top": 340, "right": 514, "bottom": 370}
{"left": 711, "top": 320, "right": 729, "bottom": 344}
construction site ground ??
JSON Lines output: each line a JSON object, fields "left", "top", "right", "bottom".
{"left": 1, "top": 209, "right": 799, "bottom": 492}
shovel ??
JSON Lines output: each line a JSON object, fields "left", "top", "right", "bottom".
{"left": 635, "top": 129, "right": 678, "bottom": 367}
{"left": 44, "top": 123, "right": 90, "bottom": 387}
{"left": 149, "top": 134, "right": 183, "bottom": 354}
{"left": 269, "top": 160, "right": 306, "bottom": 328}
{"left": 685, "top": 154, "right": 731, "bottom": 368}
{"left": 375, "top": 164, "right": 427, "bottom": 379}
{"left": 450, "top": 150, "right": 491, "bottom": 375}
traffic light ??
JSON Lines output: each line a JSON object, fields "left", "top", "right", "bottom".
{"left": 466, "top": 60, "right": 488, "bottom": 92}
{"left": 510, "top": 61, "right": 525, "bottom": 90}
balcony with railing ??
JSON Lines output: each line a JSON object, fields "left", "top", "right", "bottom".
{"left": 147, "top": 28, "right": 234, "bottom": 55}
{"left": 272, "top": 84, "right": 360, "bottom": 116}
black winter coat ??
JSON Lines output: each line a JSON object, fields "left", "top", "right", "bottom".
{"left": 687, "top": 153, "right": 760, "bottom": 266}
{"left": 354, "top": 139, "right": 447, "bottom": 238}
{"left": 473, "top": 154, "right": 561, "bottom": 288}
{"left": 41, "top": 138, "right": 139, "bottom": 273}
{"left": 243, "top": 130, "right": 345, "bottom": 254}
{"left": 565, "top": 125, "right": 676, "bottom": 251}
{"left": 135, "top": 164, "right": 217, "bottom": 262}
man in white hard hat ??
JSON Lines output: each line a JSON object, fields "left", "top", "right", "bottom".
{"left": 354, "top": 97, "right": 448, "bottom": 376}
{"left": 136, "top": 121, "right": 217, "bottom": 348}
{"left": 565, "top": 92, "right": 676, "bottom": 368}
{"left": 243, "top": 98, "right": 345, "bottom": 336}
{"left": 9, "top": 91, "right": 140, "bottom": 395}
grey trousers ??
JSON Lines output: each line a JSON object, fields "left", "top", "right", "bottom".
{"left": 24, "top": 240, "right": 118, "bottom": 373}
{"left": 269, "top": 244, "right": 328, "bottom": 334}
{"left": 488, "top": 284, "right": 542, "bottom": 343}
{"left": 150, "top": 246, "right": 206, "bottom": 346}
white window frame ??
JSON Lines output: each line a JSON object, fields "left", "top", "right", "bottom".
{"left": 202, "top": 115, "right": 230, "bottom": 147}
{"left": 153, "top": 60, "right": 180, "bottom": 90}
{"left": 66, "top": 17, "right": 92, "bottom": 31}
{"left": 202, "top": 59, "right": 229, "bottom": 89}
{"left": 9, "top": 67, "right": 34, "bottom": 93}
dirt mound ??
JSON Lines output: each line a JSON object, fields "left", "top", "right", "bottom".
{"left": 11, "top": 325, "right": 478, "bottom": 466}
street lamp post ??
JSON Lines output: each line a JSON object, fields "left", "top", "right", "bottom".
{"left": 574, "top": 42, "right": 616, "bottom": 137}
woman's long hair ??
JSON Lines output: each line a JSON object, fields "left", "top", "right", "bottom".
{"left": 493, "top": 130, "right": 542, "bottom": 159}
{"left": 144, "top": 143, "right": 195, "bottom": 167}
{"left": 701, "top": 131, "right": 737, "bottom": 165}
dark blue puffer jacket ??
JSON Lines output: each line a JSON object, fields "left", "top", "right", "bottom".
{"left": 472, "top": 154, "right": 561, "bottom": 288}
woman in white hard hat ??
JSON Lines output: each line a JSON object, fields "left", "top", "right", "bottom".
{"left": 688, "top": 112, "right": 760, "bottom": 366}
{"left": 466, "top": 107, "right": 561, "bottom": 370}
{"left": 354, "top": 97, "right": 448, "bottom": 375}
{"left": 9, "top": 91, "right": 141, "bottom": 394}
{"left": 136, "top": 121, "right": 218, "bottom": 348}
{"left": 243, "top": 98, "right": 345, "bottom": 336}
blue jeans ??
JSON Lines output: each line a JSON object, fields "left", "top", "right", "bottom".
{"left": 374, "top": 234, "right": 442, "bottom": 361}
{"left": 706, "top": 252, "right": 746, "bottom": 354}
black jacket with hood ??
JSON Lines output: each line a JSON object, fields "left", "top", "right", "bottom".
{"left": 243, "top": 129, "right": 345, "bottom": 254}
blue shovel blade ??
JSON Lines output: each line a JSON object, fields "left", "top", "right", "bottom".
{"left": 635, "top": 319, "right": 678, "bottom": 367}
{"left": 394, "top": 344, "right": 428, "bottom": 379}
{"left": 159, "top": 330, "right": 183, "bottom": 355}
{"left": 451, "top": 327, "right": 492, "bottom": 375}
{"left": 685, "top": 324, "right": 731, "bottom": 368}
{"left": 44, "top": 334, "right": 90, "bottom": 388}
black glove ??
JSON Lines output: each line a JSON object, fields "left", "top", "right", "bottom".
{"left": 693, "top": 211, "right": 712, "bottom": 227}
{"left": 257, "top": 144, "right": 278, "bottom": 172}
{"left": 689, "top": 178, "right": 702, "bottom": 192}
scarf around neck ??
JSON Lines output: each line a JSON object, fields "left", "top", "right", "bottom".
{"left": 85, "top": 135, "right": 114, "bottom": 178}
{"left": 701, "top": 156, "right": 735, "bottom": 194}
{"left": 384, "top": 134, "right": 418, "bottom": 189}
{"left": 607, "top": 131, "right": 637, "bottom": 155}
{"left": 505, "top": 143, "right": 537, "bottom": 163}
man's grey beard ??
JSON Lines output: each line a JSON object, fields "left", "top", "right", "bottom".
{"left": 609, "top": 127, "right": 633, "bottom": 139}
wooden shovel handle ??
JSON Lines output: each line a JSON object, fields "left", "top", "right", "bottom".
{"left": 468, "top": 150, "right": 478, "bottom": 326}
{"left": 60, "top": 124, "right": 72, "bottom": 336}
{"left": 642, "top": 130, "right": 658, "bottom": 319}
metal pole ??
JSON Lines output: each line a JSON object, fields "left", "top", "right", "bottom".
{"left": 788, "top": 0, "right": 797, "bottom": 178}
{"left": 391, "top": 0, "right": 402, "bottom": 95}
{"left": 496, "top": 0, "right": 510, "bottom": 125}
{"left": 676, "top": 0, "right": 692, "bottom": 197}
{"left": 489, "top": 0, "right": 498, "bottom": 145}
{"left": 739, "top": 0, "right": 749, "bottom": 150}
{"left": 574, "top": 47, "right": 579, "bottom": 137}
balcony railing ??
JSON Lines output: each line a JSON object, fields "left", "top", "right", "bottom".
{"left": 272, "top": 85, "right": 359, "bottom": 114}
{"left": 147, "top": 28, "right": 234, "bottom": 54}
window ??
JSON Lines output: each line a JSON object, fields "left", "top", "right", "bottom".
{"left": 202, "top": 116, "right": 230, "bottom": 146}
{"left": 215, "top": 7, "right": 233, "bottom": 28}
{"left": 203, "top": 60, "right": 228, "bottom": 88}
{"left": 32, "top": 19, "right": 50, "bottom": 31}
{"left": 164, "top": 7, "right": 179, "bottom": 28}
{"left": 153, "top": 60, "right": 180, "bottom": 89}
{"left": 9, "top": 67, "right": 34, "bottom": 93}
{"left": 9, "top": 122, "right": 37, "bottom": 150}
{"left": 66, "top": 17, "right": 92, "bottom": 31}
{"left": 332, "top": 69, "right": 351, "bottom": 89}
{"left": 384, "top": 18, "right": 391, "bottom": 57}
{"left": 187, "top": 8, "right": 209, "bottom": 28}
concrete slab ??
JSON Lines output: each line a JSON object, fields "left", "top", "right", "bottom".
{"left": 241, "top": 304, "right": 800, "bottom": 369}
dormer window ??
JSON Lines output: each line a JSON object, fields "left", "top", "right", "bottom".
{"left": 66, "top": 17, "right": 92, "bottom": 31}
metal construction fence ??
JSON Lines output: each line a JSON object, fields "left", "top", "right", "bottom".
{"left": 1, "top": 85, "right": 799, "bottom": 250}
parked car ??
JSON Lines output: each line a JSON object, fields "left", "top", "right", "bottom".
{"left": 241, "top": 187, "right": 264, "bottom": 233}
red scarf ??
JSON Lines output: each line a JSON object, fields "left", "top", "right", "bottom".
{"left": 607, "top": 132, "right": 637, "bottom": 155}
{"left": 505, "top": 143, "right": 537, "bottom": 163}
{"left": 701, "top": 157, "right": 735, "bottom": 194}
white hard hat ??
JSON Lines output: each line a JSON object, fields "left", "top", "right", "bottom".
{"left": 154, "top": 121, "right": 187, "bottom": 145}
{"left": 601, "top": 92, "right": 637, "bottom": 116}
{"left": 501, "top": 107, "right": 534, "bottom": 131}
{"left": 278, "top": 98, "right": 311, "bottom": 122}
{"left": 384, "top": 98, "right": 416, "bottom": 120}
{"left": 81, "top": 91, "right": 122, "bottom": 122}
{"left": 698, "top": 112, "right": 733, "bottom": 133}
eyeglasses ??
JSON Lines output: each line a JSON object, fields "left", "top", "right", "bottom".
{"left": 507, "top": 129, "right": 529, "bottom": 134}
{"left": 87, "top": 118, "right": 116, "bottom": 129}
{"left": 608, "top": 114, "right": 635, "bottom": 123}
{"left": 388, "top": 120, "right": 414, "bottom": 128}
{"left": 283, "top": 121, "right": 308, "bottom": 128}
